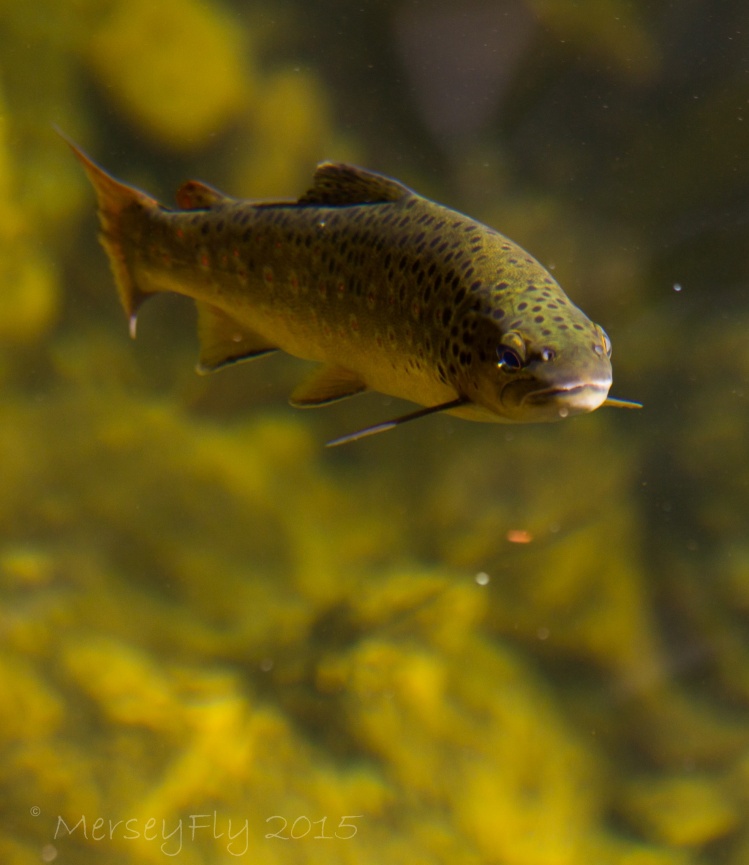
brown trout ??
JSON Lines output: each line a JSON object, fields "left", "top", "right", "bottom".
{"left": 68, "top": 139, "right": 639, "bottom": 445}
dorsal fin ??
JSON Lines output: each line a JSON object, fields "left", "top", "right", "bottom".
{"left": 298, "top": 162, "right": 412, "bottom": 206}
{"left": 176, "top": 179, "right": 233, "bottom": 210}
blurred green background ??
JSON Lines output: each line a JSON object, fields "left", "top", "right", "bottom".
{"left": 2, "top": 1, "right": 749, "bottom": 863}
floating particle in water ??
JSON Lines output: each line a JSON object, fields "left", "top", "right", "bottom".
{"left": 506, "top": 528, "right": 533, "bottom": 544}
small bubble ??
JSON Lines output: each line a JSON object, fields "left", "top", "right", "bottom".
{"left": 537, "top": 627, "right": 550, "bottom": 641}
{"left": 41, "top": 845, "right": 57, "bottom": 863}
{"left": 260, "top": 658, "right": 274, "bottom": 672}
{"left": 673, "top": 283, "right": 682, "bottom": 292}
{"left": 475, "top": 571, "right": 490, "bottom": 586}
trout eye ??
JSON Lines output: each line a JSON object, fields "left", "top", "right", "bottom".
{"left": 497, "top": 347, "right": 522, "bottom": 371}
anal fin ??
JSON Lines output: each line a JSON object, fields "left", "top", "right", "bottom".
{"left": 290, "top": 364, "right": 367, "bottom": 406}
{"left": 195, "top": 302, "right": 278, "bottom": 373}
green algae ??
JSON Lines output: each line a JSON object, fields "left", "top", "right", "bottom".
{"left": 84, "top": 0, "right": 252, "bottom": 151}
{"left": 0, "top": 1, "right": 748, "bottom": 864}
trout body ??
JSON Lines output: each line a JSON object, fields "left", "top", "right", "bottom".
{"left": 70, "top": 142, "right": 638, "bottom": 442}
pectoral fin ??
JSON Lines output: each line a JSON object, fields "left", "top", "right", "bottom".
{"left": 325, "top": 397, "right": 467, "bottom": 447}
{"left": 290, "top": 364, "right": 367, "bottom": 406}
{"left": 195, "top": 303, "right": 278, "bottom": 373}
{"left": 603, "top": 397, "right": 642, "bottom": 409}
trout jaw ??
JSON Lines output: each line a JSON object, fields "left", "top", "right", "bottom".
{"left": 519, "top": 379, "right": 612, "bottom": 419}
{"left": 491, "top": 371, "right": 613, "bottom": 422}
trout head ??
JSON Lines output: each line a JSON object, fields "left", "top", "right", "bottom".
{"left": 465, "top": 306, "right": 614, "bottom": 423}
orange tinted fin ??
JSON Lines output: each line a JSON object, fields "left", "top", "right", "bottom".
{"left": 176, "top": 179, "right": 232, "bottom": 210}
{"left": 60, "top": 130, "right": 161, "bottom": 338}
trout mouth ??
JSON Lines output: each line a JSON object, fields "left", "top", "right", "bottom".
{"left": 521, "top": 381, "right": 611, "bottom": 417}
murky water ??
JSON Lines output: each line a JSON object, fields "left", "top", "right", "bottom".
{"left": 2, "top": 2, "right": 748, "bottom": 863}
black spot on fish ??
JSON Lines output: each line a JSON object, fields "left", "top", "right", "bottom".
{"left": 491, "top": 308, "right": 505, "bottom": 320}
{"left": 518, "top": 302, "right": 528, "bottom": 311}
{"left": 216, "top": 220, "right": 224, "bottom": 232}
{"left": 534, "top": 315, "right": 545, "bottom": 323}
{"left": 201, "top": 223, "right": 210, "bottom": 235}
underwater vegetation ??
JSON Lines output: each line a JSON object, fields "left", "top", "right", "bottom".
{"left": 1, "top": 1, "right": 749, "bottom": 864}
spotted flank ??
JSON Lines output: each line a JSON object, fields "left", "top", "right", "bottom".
{"left": 65, "top": 133, "right": 640, "bottom": 445}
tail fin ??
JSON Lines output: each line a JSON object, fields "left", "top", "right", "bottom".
{"left": 60, "top": 129, "right": 161, "bottom": 338}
